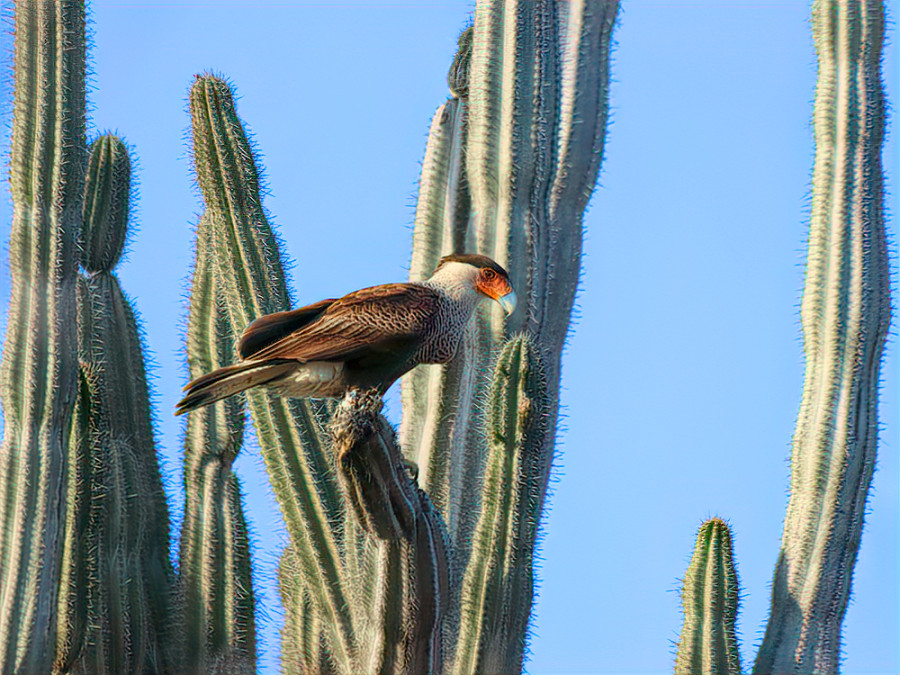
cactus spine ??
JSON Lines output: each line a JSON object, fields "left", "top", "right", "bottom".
{"left": 675, "top": 519, "right": 741, "bottom": 675}
{"left": 0, "top": 2, "right": 84, "bottom": 671}
{"left": 753, "top": 0, "right": 890, "bottom": 671}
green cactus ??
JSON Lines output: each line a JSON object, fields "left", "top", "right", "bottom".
{"left": 0, "top": 4, "right": 178, "bottom": 672}
{"left": 452, "top": 336, "right": 548, "bottom": 675}
{"left": 178, "top": 213, "right": 256, "bottom": 674}
{"left": 6, "top": 1, "right": 888, "bottom": 673}
{"left": 400, "top": 24, "right": 476, "bottom": 518}
{"left": 673, "top": 2, "right": 890, "bottom": 673}
{"left": 403, "top": 0, "right": 620, "bottom": 578}
{"left": 674, "top": 519, "right": 741, "bottom": 675}
{"left": 0, "top": 1, "right": 84, "bottom": 671}
{"left": 187, "top": 74, "right": 461, "bottom": 675}
{"left": 753, "top": 0, "right": 890, "bottom": 671}
{"left": 182, "top": 0, "right": 619, "bottom": 671}
{"left": 56, "top": 134, "right": 174, "bottom": 675}
{"left": 188, "top": 75, "right": 356, "bottom": 670}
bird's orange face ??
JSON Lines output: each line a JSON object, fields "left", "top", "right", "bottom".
{"left": 475, "top": 267, "right": 517, "bottom": 315}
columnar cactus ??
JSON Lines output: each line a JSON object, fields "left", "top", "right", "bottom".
{"left": 188, "top": 75, "right": 355, "bottom": 670}
{"left": 0, "top": 3, "right": 179, "bottom": 672}
{"left": 674, "top": 519, "right": 741, "bottom": 675}
{"left": 452, "top": 336, "right": 548, "bottom": 675}
{"left": 754, "top": 0, "right": 889, "bottom": 671}
{"left": 56, "top": 134, "right": 174, "bottom": 674}
{"left": 187, "top": 76, "right": 454, "bottom": 674}
{"left": 181, "top": 1, "right": 620, "bottom": 672}
{"left": 179, "top": 214, "right": 256, "bottom": 674}
{"left": 0, "top": 2, "right": 84, "bottom": 671}
{"left": 402, "top": 0, "right": 620, "bottom": 576}
{"left": 6, "top": 1, "right": 886, "bottom": 673}
{"left": 673, "top": 1, "right": 890, "bottom": 673}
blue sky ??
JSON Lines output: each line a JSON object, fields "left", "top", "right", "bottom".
{"left": 1, "top": 2, "right": 897, "bottom": 673}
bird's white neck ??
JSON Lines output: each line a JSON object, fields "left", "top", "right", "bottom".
{"left": 423, "top": 261, "right": 482, "bottom": 306}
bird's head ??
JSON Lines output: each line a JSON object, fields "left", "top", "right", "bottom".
{"left": 433, "top": 253, "right": 517, "bottom": 315}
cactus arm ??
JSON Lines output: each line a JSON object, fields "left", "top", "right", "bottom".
{"left": 538, "top": 0, "right": 618, "bottom": 351}
{"left": 753, "top": 2, "right": 890, "bottom": 672}
{"left": 179, "top": 213, "right": 256, "bottom": 674}
{"left": 189, "top": 75, "right": 355, "bottom": 668}
{"left": 81, "top": 134, "right": 130, "bottom": 273}
{"left": 674, "top": 519, "right": 742, "bottom": 675}
{"left": 451, "top": 336, "right": 548, "bottom": 675}
{"left": 53, "top": 134, "right": 173, "bottom": 674}
{"left": 0, "top": 1, "right": 85, "bottom": 670}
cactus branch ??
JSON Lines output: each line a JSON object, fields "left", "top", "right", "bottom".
{"left": 674, "top": 518, "right": 742, "bottom": 675}
{"left": 753, "top": 1, "right": 890, "bottom": 672}
{"left": 452, "top": 336, "right": 548, "bottom": 675}
{"left": 189, "top": 75, "right": 355, "bottom": 669}
{"left": 0, "top": 1, "right": 85, "bottom": 671}
{"left": 179, "top": 213, "right": 256, "bottom": 674}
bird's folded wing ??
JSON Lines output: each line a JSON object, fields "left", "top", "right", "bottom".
{"left": 246, "top": 283, "right": 440, "bottom": 363}
{"left": 239, "top": 298, "right": 336, "bottom": 359}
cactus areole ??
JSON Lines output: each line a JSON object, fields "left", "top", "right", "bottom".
{"left": 176, "top": 254, "right": 516, "bottom": 414}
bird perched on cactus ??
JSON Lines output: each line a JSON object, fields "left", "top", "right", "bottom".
{"left": 176, "top": 254, "right": 516, "bottom": 414}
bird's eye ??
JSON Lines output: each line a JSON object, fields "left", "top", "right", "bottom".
{"left": 482, "top": 268, "right": 497, "bottom": 280}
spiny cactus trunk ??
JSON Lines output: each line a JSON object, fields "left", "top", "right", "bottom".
{"left": 179, "top": 214, "right": 256, "bottom": 674}
{"left": 188, "top": 76, "right": 355, "bottom": 670}
{"left": 754, "top": 1, "right": 890, "bottom": 672}
{"left": 675, "top": 519, "right": 742, "bottom": 675}
{"left": 452, "top": 336, "right": 548, "bottom": 675}
{"left": 0, "top": 2, "right": 85, "bottom": 671}
{"left": 55, "top": 134, "right": 174, "bottom": 674}
{"left": 402, "top": 1, "right": 619, "bottom": 582}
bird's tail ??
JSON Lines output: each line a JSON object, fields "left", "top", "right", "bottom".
{"left": 175, "top": 360, "right": 296, "bottom": 416}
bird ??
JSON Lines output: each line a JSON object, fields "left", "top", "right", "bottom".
{"left": 175, "top": 253, "right": 516, "bottom": 415}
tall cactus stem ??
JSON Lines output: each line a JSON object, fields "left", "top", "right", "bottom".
{"left": 54, "top": 132, "right": 173, "bottom": 674}
{"left": 452, "top": 336, "right": 548, "bottom": 675}
{"left": 179, "top": 214, "right": 256, "bottom": 674}
{"left": 401, "top": 27, "right": 477, "bottom": 528}
{"left": 674, "top": 518, "right": 742, "bottom": 675}
{"left": 0, "top": 2, "right": 85, "bottom": 671}
{"left": 754, "top": 1, "right": 890, "bottom": 672}
{"left": 189, "top": 75, "right": 355, "bottom": 669}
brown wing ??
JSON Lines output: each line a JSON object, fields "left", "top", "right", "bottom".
{"left": 246, "top": 283, "right": 440, "bottom": 364}
{"left": 239, "top": 298, "right": 336, "bottom": 359}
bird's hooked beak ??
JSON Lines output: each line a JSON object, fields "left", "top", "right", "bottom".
{"left": 497, "top": 289, "right": 517, "bottom": 316}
